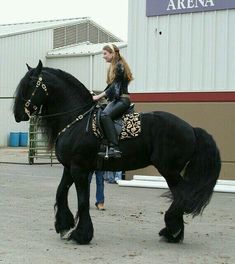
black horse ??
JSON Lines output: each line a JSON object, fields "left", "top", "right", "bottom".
{"left": 13, "top": 60, "right": 221, "bottom": 244}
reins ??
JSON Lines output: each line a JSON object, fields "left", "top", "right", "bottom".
{"left": 39, "top": 103, "right": 95, "bottom": 119}
{"left": 56, "top": 104, "right": 96, "bottom": 139}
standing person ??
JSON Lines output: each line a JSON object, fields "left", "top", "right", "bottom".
{"left": 93, "top": 43, "right": 133, "bottom": 158}
{"left": 89, "top": 171, "right": 105, "bottom": 210}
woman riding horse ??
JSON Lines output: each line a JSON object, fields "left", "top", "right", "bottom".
{"left": 93, "top": 44, "right": 133, "bottom": 158}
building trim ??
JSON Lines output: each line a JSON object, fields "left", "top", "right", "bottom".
{"left": 46, "top": 42, "right": 127, "bottom": 58}
{"left": 130, "top": 91, "right": 235, "bottom": 102}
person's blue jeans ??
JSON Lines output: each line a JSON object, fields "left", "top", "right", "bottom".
{"left": 89, "top": 171, "right": 105, "bottom": 204}
{"left": 106, "top": 171, "right": 122, "bottom": 183}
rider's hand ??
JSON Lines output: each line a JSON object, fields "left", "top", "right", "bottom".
{"left": 92, "top": 92, "right": 106, "bottom": 101}
{"left": 93, "top": 95, "right": 100, "bottom": 101}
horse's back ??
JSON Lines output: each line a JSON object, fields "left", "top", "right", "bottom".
{"left": 140, "top": 110, "right": 195, "bottom": 137}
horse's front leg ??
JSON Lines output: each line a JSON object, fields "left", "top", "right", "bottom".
{"left": 68, "top": 164, "right": 93, "bottom": 244}
{"left": 54, "top": 167, "right": 75, "bottom": 236}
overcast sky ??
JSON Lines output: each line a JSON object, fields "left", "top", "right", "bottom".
{"left": 0, "top": 0, "right": 128, "bottom": 41}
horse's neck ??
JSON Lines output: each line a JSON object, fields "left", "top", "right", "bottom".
{"left": 46, "top": 86, "right": 91, "bottom": 134}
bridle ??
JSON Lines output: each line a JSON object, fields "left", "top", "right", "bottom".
{"left": 22, "top": 75, "right": 95, "bottom": 119}
{"left": 21, "top": 74, "right": 97, "bottom": 138}
{"left": 23, "top": 75, "right": 48, "bottom": 118}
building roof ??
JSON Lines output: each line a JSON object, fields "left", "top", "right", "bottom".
{"left": 0, "top": 17, "right": 88, "bottom": 37}
{"left": 46, "top": 42, "right": 127, "bottom": 58}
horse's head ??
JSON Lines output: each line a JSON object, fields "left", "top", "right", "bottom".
{"left": 14, "top": 60, "right": 94, "bottom": 125}
{"left": 13, "top": 60, "right": 49, "bottom": 122}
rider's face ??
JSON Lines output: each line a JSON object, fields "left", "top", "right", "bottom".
{"left": 103, "top": 50, "right": 113, "bottom": 63}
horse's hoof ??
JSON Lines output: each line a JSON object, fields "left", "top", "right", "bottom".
{"left": 159, "top": 227, "right": 168, "bottom": 237}
{"left": 68, "top": 229, "right": 93, "bottom": 245}
{"left": 159, "top": 227, "right": 184, "bottom": 243}
{"left": 54, "top": 211, "right": 75, "bottom": 234}
{"left": 60, "top": 229, "right": 72, "bottom": 240}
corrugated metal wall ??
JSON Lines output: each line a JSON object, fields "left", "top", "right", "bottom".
{"left": 46, "top": 56, "right": 91, "bottom": 89}
{"left": 0, "top": 30, "right": 53, "bottom": 97}
{"left": 53, "top": 21, "right": 120, "bottom": 49}
{"left": 128, "top": 0, "right": 235, "bottom": 92}
{"left": 0, "top": 29, "right": 53, "bottom": 145}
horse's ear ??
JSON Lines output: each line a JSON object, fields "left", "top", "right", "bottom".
{"left": 26, "top": 63, "right": 32, "bottom": 71}
{"left": 35, "top": 60, "right": 43, "bottom": 75}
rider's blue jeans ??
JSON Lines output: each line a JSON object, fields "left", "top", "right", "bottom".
{"left": 89, "top": 171, "right": 105, "bottom": 204}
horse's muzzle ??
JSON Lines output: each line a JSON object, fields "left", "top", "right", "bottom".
{"left": 14, "top": 113, "right": 29, "bottom": 122}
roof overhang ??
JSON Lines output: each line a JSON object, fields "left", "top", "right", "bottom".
{"left": 46, "top": 42, "right": 127, "bottom": 58}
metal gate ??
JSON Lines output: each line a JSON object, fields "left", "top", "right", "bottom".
{"left": 28, "top": 116, "right": 57, "bottom": 165}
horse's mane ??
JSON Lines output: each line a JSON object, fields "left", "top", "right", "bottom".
{"left": 45, "top": 67, "right": 93, "bottom": 100}
{"left": 15, "top": 67, "right": 93, "bottom": 103}
{"left": 38, "top": 67, "right": 93, "bottom": 148}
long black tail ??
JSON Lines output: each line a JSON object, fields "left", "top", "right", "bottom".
{"left": 173, "top": 127, "right": 221, "bottom": 217}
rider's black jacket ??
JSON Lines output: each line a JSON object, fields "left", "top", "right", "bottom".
{"left": 104, "top": 62, "right": 129, "bottom": 101}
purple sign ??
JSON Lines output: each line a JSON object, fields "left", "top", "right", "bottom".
{"left": 146, "top": 0, "right": 235, "bottom": 17}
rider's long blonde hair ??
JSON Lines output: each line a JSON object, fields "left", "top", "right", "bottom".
{"left": 103, "top": 44, "right": 133, "bottom": 85}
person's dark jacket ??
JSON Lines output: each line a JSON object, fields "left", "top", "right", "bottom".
{"left": 104, "top": 62, "right": 129, "bottom": 101}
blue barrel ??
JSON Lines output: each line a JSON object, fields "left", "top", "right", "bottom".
{"left": 9, "top": 132, "right": 20, "bottom": 147}
{"left": 19, "top": 132, "right": 28, "bottom": 147}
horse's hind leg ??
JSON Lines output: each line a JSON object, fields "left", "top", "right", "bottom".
{"left": 159, "top": 174, "right": 185, "bottom": 243}
{"left": 68, "top": 164, "right": 93, "bottom": 244}
{"left": 54, "top": 167, "right": 75, "bottom": 236}
{"left": 159, "top": 201, "right": 184, "bottom": 243}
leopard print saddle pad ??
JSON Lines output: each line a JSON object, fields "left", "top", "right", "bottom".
{"left": 92, "top": 112, "right": 141, "bottom": 140}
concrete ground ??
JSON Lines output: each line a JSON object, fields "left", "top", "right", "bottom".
{"left": 0, "top": 148, "right": 235, "bottom": 264}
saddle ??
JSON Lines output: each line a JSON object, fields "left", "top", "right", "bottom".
{"left": 92, "top": 104, "right": 141, "bottom": 141}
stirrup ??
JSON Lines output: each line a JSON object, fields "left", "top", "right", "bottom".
{"left": 108, "top": 147, "right": 122, "bottom": 158}
{"left": 98, "top": 146, "right": 121, "bottom": 159}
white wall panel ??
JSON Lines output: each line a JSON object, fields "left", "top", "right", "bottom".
{"left": 227, "top": 11, "right": 235, "bottom": 90}
{"left": 0, "top": 99, "right": 29, "bottom": 146}
{"left": 93, "top": 53, "right": 108, "bottom": 92}
{"left": 46, "top": 56, "right": 91, "bottom": 89}
{"left": 0, "top": 30, "right": 53, "bottom": 97}
{"left": 128, "top": 0, "right": 235, "bottom": 92}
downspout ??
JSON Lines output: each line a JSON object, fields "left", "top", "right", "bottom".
{"left": 89, "top": 54, "right": 94, "bottom": 93}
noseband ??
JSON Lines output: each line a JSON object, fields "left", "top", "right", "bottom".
{"left": 24, "top": 75, "right": 48, "bottom": 117}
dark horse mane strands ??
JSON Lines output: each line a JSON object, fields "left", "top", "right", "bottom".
{"left": 45, "top": 68, "right": 93, "bottom": 103}
{"left": 33, "top": 68, "right": 93, "bottom": 148}
{"left": 13, "top": 70, "right": 33, "bottom": 112}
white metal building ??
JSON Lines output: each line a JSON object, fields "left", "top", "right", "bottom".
{"left": 0, "top": 18, "right": 126, "bottom": 146}
{"left": 128, "top": 0, "right": 235, "bottom": 92}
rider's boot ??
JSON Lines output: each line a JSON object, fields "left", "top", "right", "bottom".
{"left": 98, "top": 115, "right": 121, "bottom": 159}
